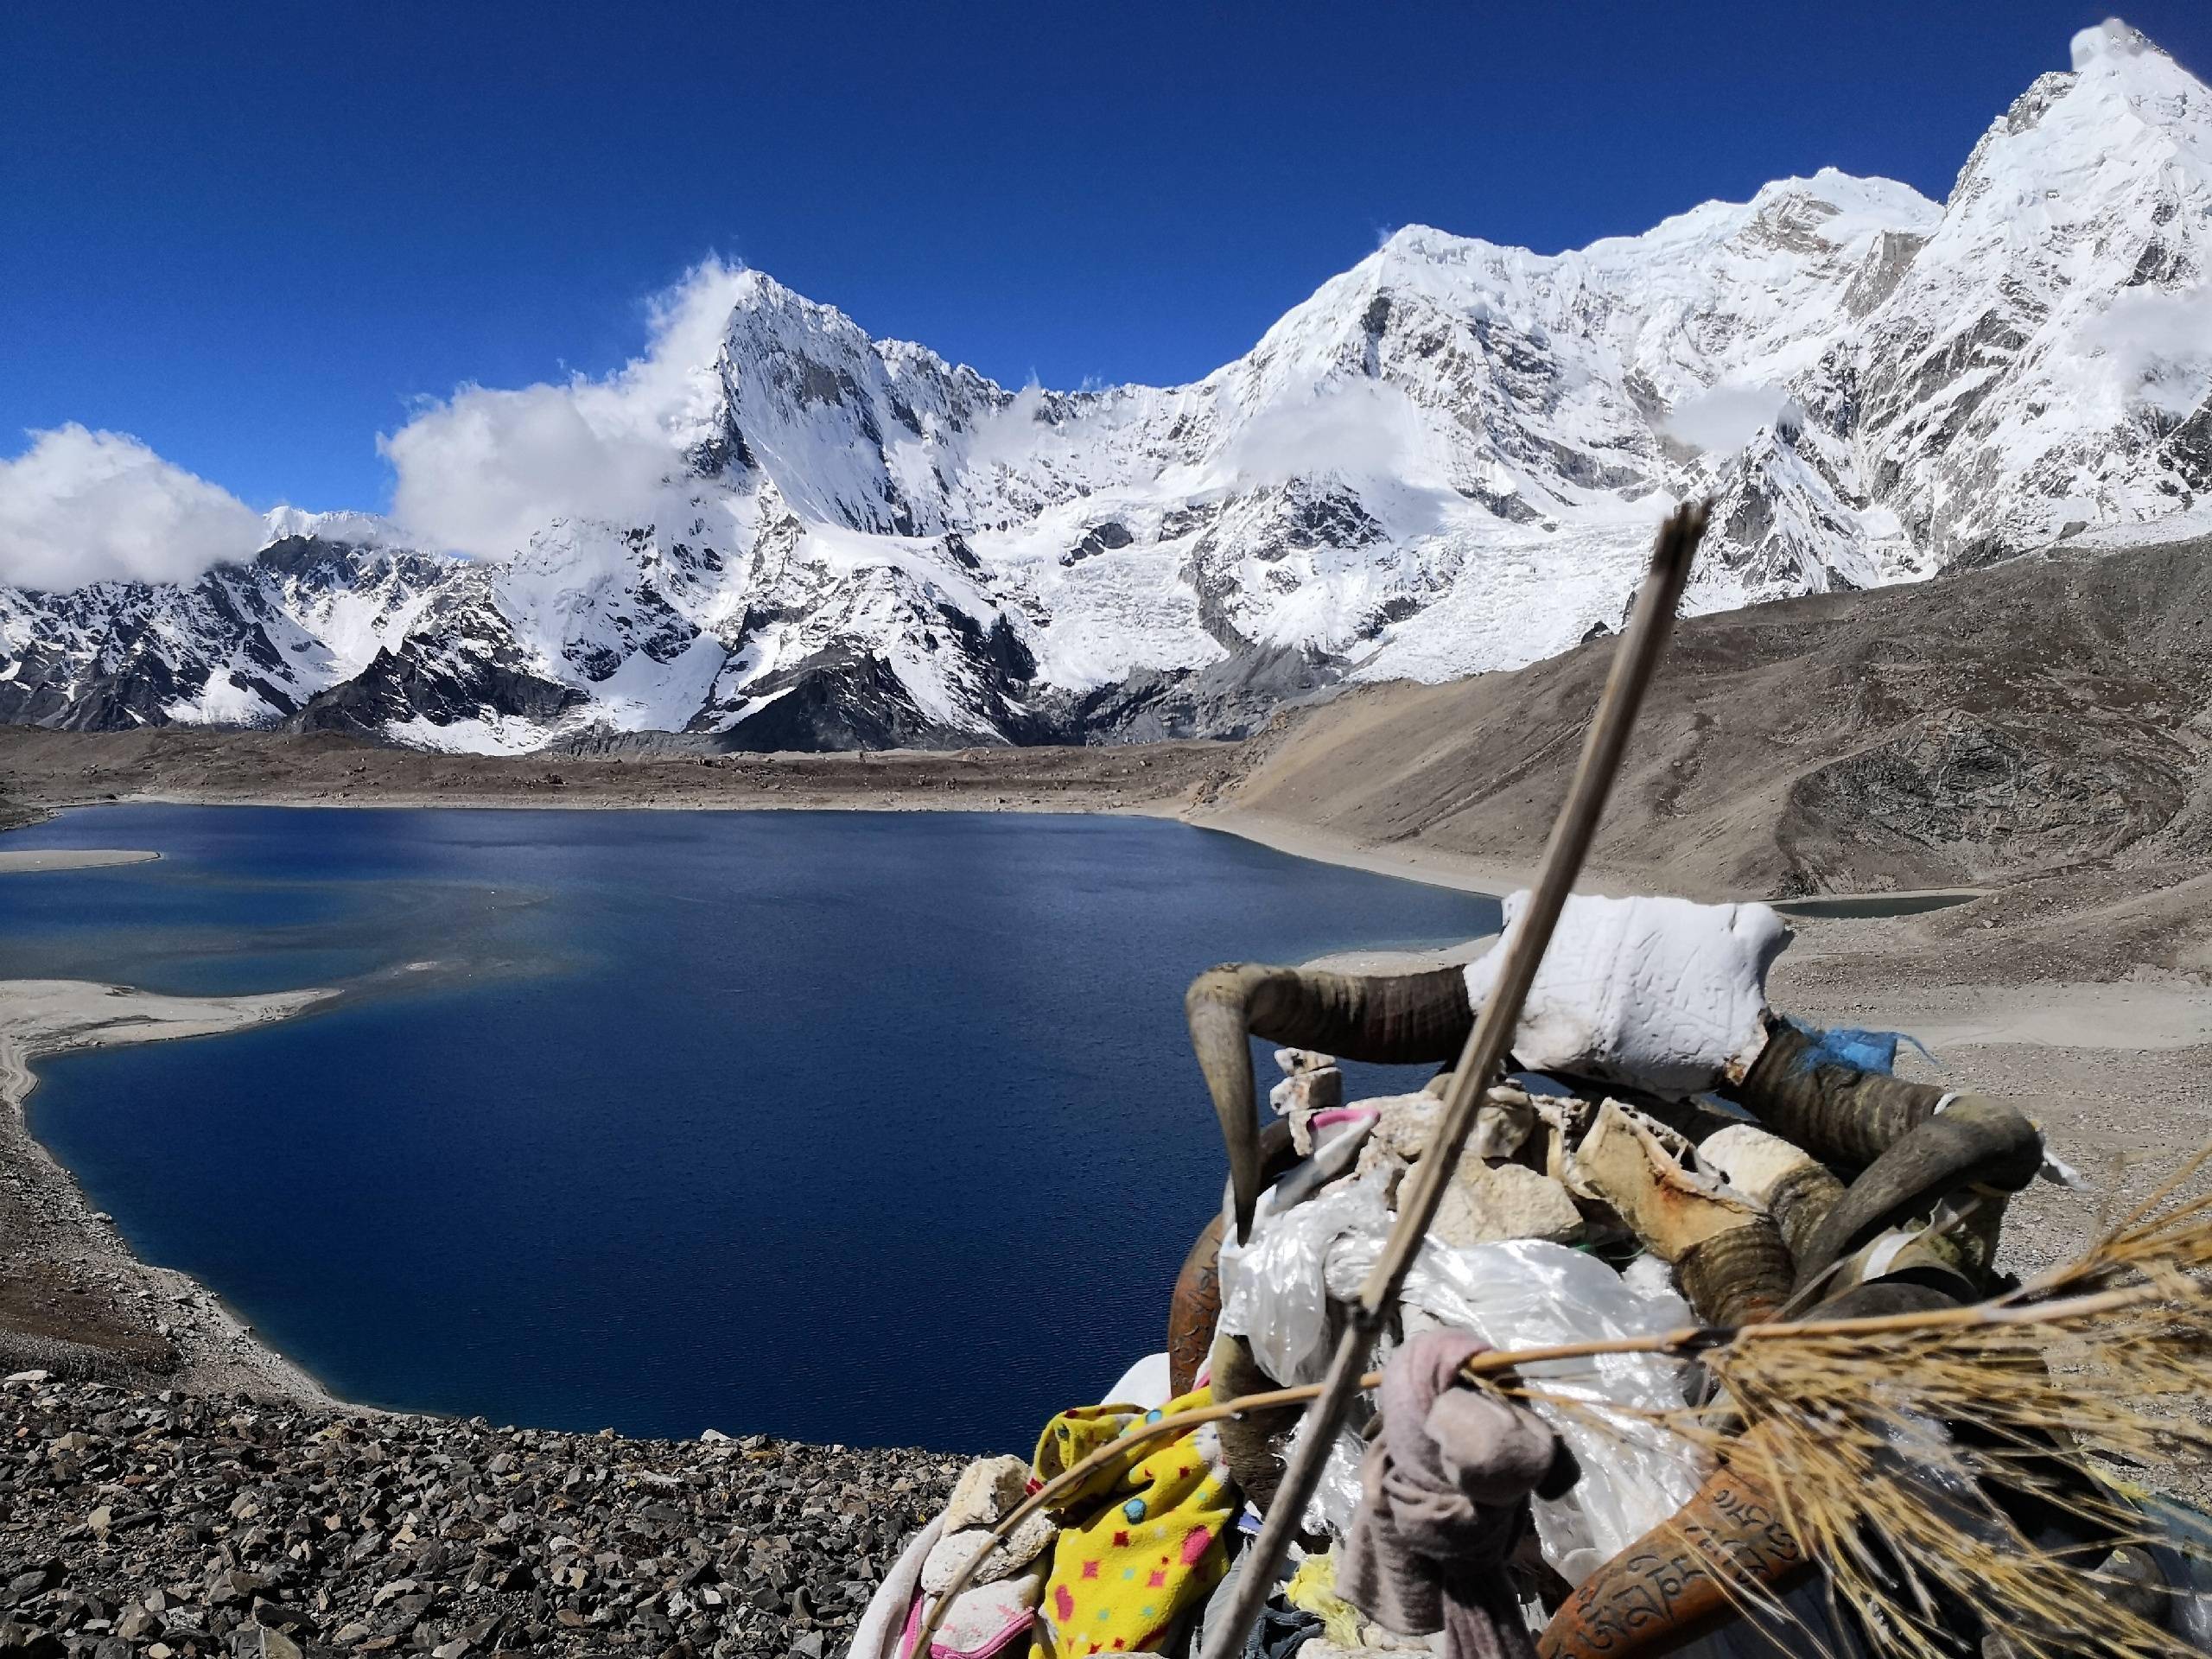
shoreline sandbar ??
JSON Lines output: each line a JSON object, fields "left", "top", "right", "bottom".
{"left": 0, "top": 847, "right": 160, "bottom": 874}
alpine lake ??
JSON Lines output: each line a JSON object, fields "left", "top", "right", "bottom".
{"left": 3, "top": 805, "right": 1500, "bottom": 1452}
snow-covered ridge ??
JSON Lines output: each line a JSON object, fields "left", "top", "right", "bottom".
{"left": 5, "top": 19, "right": 2208, "bottom": 752}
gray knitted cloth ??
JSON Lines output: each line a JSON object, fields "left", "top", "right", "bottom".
{"left": 1339, "top": 1331, "right": 1578, "bottom": 1659}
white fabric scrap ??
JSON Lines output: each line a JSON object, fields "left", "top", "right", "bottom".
{"left": 846, "top": 1516, "right": 939, "bottom": 1659}
{"left": 1463, "top": 892, "right": 1790, "bottom": 1096}
{"left": 1098, "top": 1351, "right": 1173, "bottom": 1408}
{"left": 918, "top": 1571, "right": 1044, "bottom": 1658}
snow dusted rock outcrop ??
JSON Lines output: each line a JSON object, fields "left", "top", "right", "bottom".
{"left": 1842, "top": 19, "right": 2212, "bottom": 565}
{"left": 4, "top": 20, "right": 2207, "bottom": 753}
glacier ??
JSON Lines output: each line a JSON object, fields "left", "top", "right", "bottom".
{"left": 3, "top": 19, "right": 2207, "bottom": 753}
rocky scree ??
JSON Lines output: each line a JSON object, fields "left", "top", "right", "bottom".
{"left": 0, "top": 1377, "right": 960, "bottom": 1659}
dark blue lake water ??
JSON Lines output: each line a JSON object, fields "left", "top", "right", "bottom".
{"left": 2, "top": 805, "right": 1498, "bottom": 1452}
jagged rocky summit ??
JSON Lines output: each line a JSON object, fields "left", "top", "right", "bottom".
{"left": 4, "top": 20, "right": 2208, "bottom": 754}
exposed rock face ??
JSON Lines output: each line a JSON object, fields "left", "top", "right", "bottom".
{"left": 3, "top": 24, "right": 2207, "bottom": 753}
{"left": 0, "top": 1376, "right": 962, "bottom": 1659}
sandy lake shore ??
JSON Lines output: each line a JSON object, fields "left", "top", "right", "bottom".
{"left": 0, "top": 979, "right": 338, "bottom": 1402}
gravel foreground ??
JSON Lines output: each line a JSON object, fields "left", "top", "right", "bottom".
{"left": 0, "top": 1376, "right": 962, "bottom": 1659}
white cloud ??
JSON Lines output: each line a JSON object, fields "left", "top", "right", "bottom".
{"left": 1215, "top": 378, "right": 1429, "bottom": 487}
{"left": 0, "top": 424, "right": 267, "bottom": 592}
{"left": 379, "top": 258, "right": 751, "bottom": 559}
{"left": 2081, "top": 283, "right": 2212, "bottom": 418}
{"left": 964, "top": 381, "right": 1056, "bottom": 471}
{"left": 1662, "top": 382, "right": 1801, "bottom": 453}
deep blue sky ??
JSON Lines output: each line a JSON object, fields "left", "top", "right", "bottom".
{"left": 5, "top": 1, "right": 2208, "bottom": 513}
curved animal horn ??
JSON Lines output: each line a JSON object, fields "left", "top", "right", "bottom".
{"left": 1791, "top": 1096, "right": 2044, "bottom": 1290}
{"left": 1675, "top": 1224, "right": 1796, "bottom": 1330}
{"left": 1208, "top": 1330, "right": 1300, "bottom": 1513}
{"left": 1697, "top": 1123, "right": 1849, "bottom": 1272}
{"left": 1186, "top": 963, "right": 1472, "bottom": 1240}
{"left": 1804, "top": 1273, "right": 1973, "bottom": 1321}
{"left": 1724, "top": 1017, "right": 1952, "bottom": 1166}
{"left": 1573, "top": 1103, "right": 1795, "bottom": 1327}
{"left": 1167, "top": 1121, "right": 1301, "bottom": 1397}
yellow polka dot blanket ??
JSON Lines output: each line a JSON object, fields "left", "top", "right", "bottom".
{"left": 1026, "top": 1385, "right": 1236, "bottom": 1655}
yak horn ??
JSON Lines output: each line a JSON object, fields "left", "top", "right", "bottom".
{"left": 1698, "top": 1122, "right": 1849, "bottom": 1271}
{"left": 1186, "top": 963, "right": 1472, "bottom": 1240}
{"left": 1792, "top": 1097, "right": 2044, "bottom": 1289}
{"left": 1724, "top": 1016, "right": 1953, "bottom": 1167}
{"left": 1573, "top": 1102, "right": 1795, "bottom": 1326}
{"left": 1208, "top": 1331, "right": 1300, "bottom": 1513}
{"left": 1167, "top": 1121, "right": 1301, "bottom": 1397}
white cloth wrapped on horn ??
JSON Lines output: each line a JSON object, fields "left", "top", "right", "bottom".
{"left": 1462, "top": 893, "right": 1790, "bottom": 1097}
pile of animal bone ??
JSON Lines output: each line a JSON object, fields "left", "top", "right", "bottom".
{"left": 855, "top": 893, "right": 2113, "bottom": 1659}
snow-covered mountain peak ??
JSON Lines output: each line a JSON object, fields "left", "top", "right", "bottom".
{"left": 1846, "top": 18, "right": 2212, "bottom": 561}
{"left": 1959, "top": 18, "right": 2208, "bottom": 207}
{"left": 2073, "top": 16, "right": 2170, "bottom": 74}
{"left": 702, "top": 267, "right": 1011, "bottom": 541}
{"left": 258, "top": 506, "right": 415, "bottom": 551}
{"left": 2075, "top": 21, "right": 2211, "bottom": 162}
{"left": 8, "top": 21, "right": 2208, "bottom": 753}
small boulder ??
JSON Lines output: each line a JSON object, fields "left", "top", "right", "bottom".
{"left": 1357, "top": 1092, "right": 1443, "bottom": 1165}
{"left": 919, "top": 1511, "right": 1055, "bottom": 1592}
{"left": 1432, "top": 1162, "right": 1584, "bottom": 1248}
{"left": 940, "top": 1455, "right": 1028, "bottom": 1532}
{"left": 115, "top": 1608, "right": 161, "bottom": 1643}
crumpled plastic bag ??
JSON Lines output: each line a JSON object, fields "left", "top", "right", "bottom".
{"left": 1217, "top": 1170, "right": 1709, "bottom": 1584}
{"left": 1326, "top": 1232, "right": 1708, "bottom": 1585}
{"left": 1464, "top": 891, "right": 1790, "bottom": 1096}
{"left": 1284, "top": 1412, "right": 1373, "bottom": 1541}
{"left": 1217, "top": 1175, "right": 1389, "bottom": 1388}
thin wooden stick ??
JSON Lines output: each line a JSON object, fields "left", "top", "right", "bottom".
{"left": 916, "top": 505, "right": 1709, "bottom": 1657}
{"left": 1198, "top": 498, "right": 1709, "bottom": 1658}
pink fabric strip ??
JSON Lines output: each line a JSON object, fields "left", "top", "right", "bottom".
{"left": 898, "top": 1591, "right": 1039, "bottom": 1659}
{"left": 1310, "top": 1105, "right": 1382, "bottom": 1132}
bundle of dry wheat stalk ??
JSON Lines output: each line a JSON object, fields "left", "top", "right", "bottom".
{"left": 1638, "top": 1147, "right": 2212, "bottom": 1659}
{"left": 920, "top": 1143, "right": 2212, "bottom": 1657}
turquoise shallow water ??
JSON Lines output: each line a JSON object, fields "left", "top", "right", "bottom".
{"left": 1, "top": 805, "right": 1498, "bottom": 1452}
